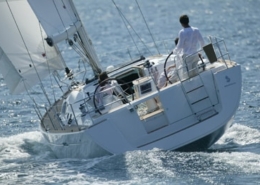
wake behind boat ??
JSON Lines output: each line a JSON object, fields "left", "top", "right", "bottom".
{"left": 0, "top": 0, "right": 241, "bottom": 158}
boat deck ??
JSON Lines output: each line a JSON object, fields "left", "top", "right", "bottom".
{"left": 41, "top": 59, "right": 236, "bottom": 134}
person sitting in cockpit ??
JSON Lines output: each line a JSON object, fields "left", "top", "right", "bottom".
{"left": 95, "top": 72, "right": 125, "bottom": 112}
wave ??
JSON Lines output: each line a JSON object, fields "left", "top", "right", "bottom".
{"left": 0, "top": 123, "right": 259, "bottom": 184}
{"left": 1, "top": 122, "right": 259, "bottom": 160}
{"left": 0, "top": 131, "right": 54, "bottom": 161}
{"left": 210, "top": 123, "right": 260, "bottom": 153}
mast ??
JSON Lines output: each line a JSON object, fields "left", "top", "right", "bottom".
{"left": 69, "top": 0, "right": 102, "bottom": 75}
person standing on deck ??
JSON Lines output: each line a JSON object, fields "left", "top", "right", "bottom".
{"left": 173, "top": 14, "right": 205, "bottom": 77}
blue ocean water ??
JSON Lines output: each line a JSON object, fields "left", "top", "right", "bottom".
{"left": 1, "top": 0, "right": 260, "bottom": 184}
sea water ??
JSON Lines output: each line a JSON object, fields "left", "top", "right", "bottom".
{"left": 1, "top": 0, "right": 260, "bottom": 184}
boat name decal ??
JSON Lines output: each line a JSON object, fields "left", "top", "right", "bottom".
{"left": 225, "top": 76, "right": 230, "bottom": 83}
{"left": 224, "top": 75, "right": 236, "bottom": 87}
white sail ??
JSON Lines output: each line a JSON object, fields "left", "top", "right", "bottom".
{"left": 0, "top": 0, "right": 65, "bottom": 94}
{"left": 28, "top": 0, "right": 102, "bottom": 74}
{"left": 28, "top": 0, "right": 81, "bottom": 45}
{"left": 0, "top": 47, "right": 22, "bottom": 93}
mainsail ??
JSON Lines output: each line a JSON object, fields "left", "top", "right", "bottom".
{"left": 0, "top": 0, "right": 65, "bottom": 94}
{"left": 0, "top": 0, "right": 102, "bottom": 94}
{"left": 28, "top": 0, "right": 81, "bottom": 45}
{"left": 28, "top": 0, "right": 102, "bottom": 75}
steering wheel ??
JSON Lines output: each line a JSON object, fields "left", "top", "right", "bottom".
{"left": 163, "top": 51, "right": 174, "bottom": 84}
{"left": 93, "top": 78, "right": 133, "bottom": 115}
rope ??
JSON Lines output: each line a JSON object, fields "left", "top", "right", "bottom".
{"left": 39, "top": 22, "right": 57, "bottom": 102}
{"left": 69, "top": 40, "right": 91, "bottom": 68}
{"left": 111, "top": 0, "right": 152, "bottom": 56}
{"left": 135, "top": 0, "right": 160, "bottom": 54}
{"left": 6, "top": 0, "right": 52, "bottom": 105}
{"left": 73, "top": 32, "right": 101, "bottom": 75}
{"left": 52, "top": 0, "right": 69, "bottom": 39}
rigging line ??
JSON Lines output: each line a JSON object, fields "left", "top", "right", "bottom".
{"left": 67, "top": 0, "right": 101, "bottom": 75}
{"left": 72, "top": 30, "right": 100, "bottom": 74}
{"left": 23, "top": 79, "right": 45, "bottom": 120}
{"left": 52, "top": 0, "right": 69, "bottom": 39}
{"left": 68, "top": 0, "right": 80, "bottom": 20}
{"left": 111, "top": 0, "right": 152, "bottom": 56}
{"left": 71, "top": 43, "right": 91, "bottom": 66}
{"left": 72, "top": 38, "right": 90, "bottom": 58}
{"left": 135, "top": 0, "right": 160, "bottom": 54}
{"left": 112, "top": 0, "right": 149, "bottom": 55}
{"left": 52, "top": 72, "right": 65, "bottom": 93}
{"left": 71, "top": 44, "right": 85, "bottom": 58}
{"left": 33, "top": 104, "right": 42, "bottom": 121}
{"left": 66, "top": 0, "right": 99, "bottom": 74}
{"left": 61, "top": 0, "right": 66, "bottom": 8}
{"left": 68, "top": 39, "right": 90, "bottom": 63}
{"left": 69, "top": 45, "right": 92, "bottom": 81}
{"left": 112, "top": 0, "right": 140, "bottom": 55}
{"left": 5, "top": 0, "right": 51, "bottom": 105}
{"left": 39, "top": 21, "right": 57, "bottom": 102}
{"left": 63, "top": 0, "right": 80, "bottom": 39}
{"left": 75, "top": 38, "right": 94, "bottom": 66}
{"left": 75, "top": 36, "right": 100, "bottom": 75}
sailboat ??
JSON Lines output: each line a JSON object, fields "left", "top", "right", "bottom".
{"left": 0, "top": 0, "right": 241, "bottom": 158}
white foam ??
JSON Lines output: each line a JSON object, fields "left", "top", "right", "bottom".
{"left": 216, "top": 123, "right": 260, "bottom": 145}
{"left": 0, "top": 131, "right": 52, "bottom": 160}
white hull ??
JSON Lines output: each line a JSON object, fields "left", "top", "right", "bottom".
{"left": 41, "top": 60, "right": 241, "bottom": 158}
{"left": 42, "top": 116, "right": 234, "bottom": 158}
{"left": 41, "top": 128, "right": 110, "bottom": 158}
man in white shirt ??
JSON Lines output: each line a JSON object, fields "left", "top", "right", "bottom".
{"left": 95, "top": 72, "right": 125, "bottom": 112}
{"left": 174, "top": 14, "right": 205, "bottom": 77}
